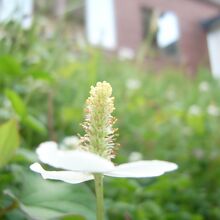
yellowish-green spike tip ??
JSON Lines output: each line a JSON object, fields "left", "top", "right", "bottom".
{"left": 80, "top": 81, "right": 118, "bottom": 160}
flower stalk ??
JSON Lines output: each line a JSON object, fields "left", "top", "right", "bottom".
{"left": 94, "top": 174, "right": 104, "bottom": 220}
{"left": 82, "top": 82, "right": 116, "bottom": 219}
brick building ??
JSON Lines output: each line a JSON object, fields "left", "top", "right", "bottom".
{"left": 86, "top": 0, "right": 220, "bottom": 74}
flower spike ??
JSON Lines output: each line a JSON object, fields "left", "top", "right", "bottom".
{"left": 80, "top": 81, "right": 118, "bottom": 160}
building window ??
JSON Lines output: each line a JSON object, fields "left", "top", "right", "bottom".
{"left": 156, "top": 11, "right": 180, "bottom": 57}
{"left": 141, "top": 8, "right": 180, "bottom": 57}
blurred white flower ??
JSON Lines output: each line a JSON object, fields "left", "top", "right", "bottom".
{"left": 126, "top": 79, "right": 141, "bottom": 90}
{"left": 61, "top": 136, "right": 80, "bottom": 149}
{"left": 188, "top": 105, "right": 201, "bottom": 116}
{"left": 207, "top": 104, "right": 220, "bottom": 116}
{"left": 128, "top": 151, "right": 143, "bottom": 162}
{"left": 199, "top": 81, "right": 209, "bottom": 92}
{"left": 118, "top": 48, "right": 135, "bottom": 60}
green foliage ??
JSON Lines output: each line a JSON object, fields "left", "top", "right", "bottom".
{"left": 0, "top": 120, "right": 19, "bottom": 168}
{"left": 0, "top": 21, "right": 220, "bottom": 220}
{"left": 5, "top": 166, "right": 96, "bottom": 220}
{"left": 5, "top": 89, "right": 47, "bottom": 135}
{"left": 5, "top": 90, "right": 27, "bottom": 119}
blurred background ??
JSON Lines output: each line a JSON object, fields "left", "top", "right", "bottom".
{"left": 0, "top": 0, "right": 220, "bottom": 219}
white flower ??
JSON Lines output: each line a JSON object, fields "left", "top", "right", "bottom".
{"left": 199, "top": 81, "right": 209, "bottom": 92}
{"left": 207, "top": 104, "right": 220, "bottom": 116}
{"left": 61, "top": 136, "right": 80, "bottom": 149}
{"left": 128, "top": 151, "right": 143, "bottom": 162}
{"left": 30, "top": 141, "right": 177, "bottom": 184}
{"left": 188, "top": 105, "right": 201, "bottom": 116}
{"left": 118, "top": 48, "right": 135, "bottom": 60}
{"left": 126, "top": 79, "right": 141, "bottom": 90}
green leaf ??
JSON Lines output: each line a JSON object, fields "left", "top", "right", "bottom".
{"left": 0, "top": 55, "right": 22, "bottom": 76}
{"left": 60, "top": 215, "right": 85, "bottom": 220}
{"left": 0, "top": 120, "right": 20, "bottom": 168}
{"left": 6, "top": 167, "right": 96, "bottom": 220}
{"left": 24, "top": 115, "right": 47, "bottom": 135}
{"left": 5, "top": 90, "right": 47, "bottom": 135}
{"left": 5, "top": 89, "right": 27, "bottom": 118}
{"left": 30, "top": 69, "right": 53, "bottom": 82}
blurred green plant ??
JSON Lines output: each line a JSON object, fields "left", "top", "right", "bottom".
{"left": 0, "top": 20, "right": 220, "bottom": 220}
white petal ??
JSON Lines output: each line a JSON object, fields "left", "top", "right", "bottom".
{"left": 30, "top": 163, "right": 94, "bottom": 184}
{"left": 105, "top": 160, "right": 178, "bottom": 178}
{"left": 36, "top": 142, "right": 114, "bottom": 173}
{"left": 36, "top": 141, "right": 58, "bottom": 153}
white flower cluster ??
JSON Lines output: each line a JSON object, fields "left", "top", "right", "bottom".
{"left": 199, "top": 81, "right": 209, "bottom": 92}
{"left": 126, "top": 79, "right": 141, "bottom": 90}
{"left": 188, "top": 105, "right": 201, "bottom": 116}
{"left": 207, "top": 104, "right": 220, "bottom": 116}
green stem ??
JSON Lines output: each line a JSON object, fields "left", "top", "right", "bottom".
{"left": 94, "top": 174, "right": 104, "bottom": 220}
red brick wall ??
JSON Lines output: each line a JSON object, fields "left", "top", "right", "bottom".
{"left": 114, "top": 0, "right": 220, "bottom": 72}
{"left": 114, "top": 0, "right": 141, "bottom": 51}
